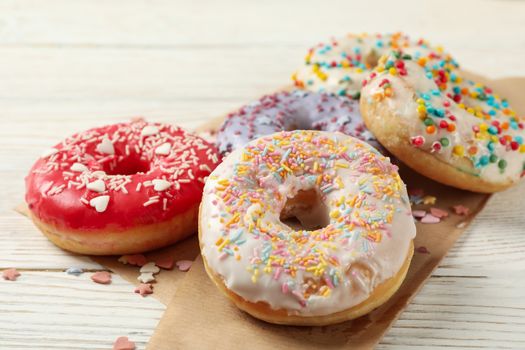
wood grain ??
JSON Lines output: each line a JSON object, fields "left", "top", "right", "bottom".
{"left": 0, "top": 0, "right": 524, "bottom": 349}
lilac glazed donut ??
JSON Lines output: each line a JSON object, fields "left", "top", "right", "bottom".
{"left": 216, "top": 90, "right": 377, "bottom": 155}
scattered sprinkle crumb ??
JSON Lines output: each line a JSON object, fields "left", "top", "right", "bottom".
{"left": 422, "top": 195, "right": 436, "bottom": 205}
{"left": 409, "top": 195, "right": 423, "bottom": 205}
{"left": 91, "top": 271, "right": 112, "bottom": 284}
{"left": 118, "top": 254, "right": 147, "bottom": 267}
{"left": 2, "top": 268, "right": 20, "bottom": 281}
{"left": 430, "top": 207, "right": 449, "bottom": 219}
{"left": 113, "top": 336, "right": 136, "bottom": 350}
{"left": 134, "top": 283, "right": 154, "bottom": 297}
{"left": 456, "top": 221, "right": 468, "bottom": 228}
{"left": 137, "top": 272, "right": 155, "bottom": 283}
{"left": 176, "top": 260, "right": 193, "bottom": 272}
{"left": 416, "top": 246, "right": 430, "bottom": 254}
{"left": 412, "top": 210, "right": 426, "bottom": 218}
{"left": 420, "top": 213, "right": 440, "bottom": 224}
{"left": 139, "top": 262, "right": 160, "bottom": 274}
{"left": 154, "top": 256, "right": 175, "bottom": 270}
{"left": 65, "top": 267, "right": 84, "bottom": 276}
{"left": 452, "top": 205, "right": 470, "bottom": 216}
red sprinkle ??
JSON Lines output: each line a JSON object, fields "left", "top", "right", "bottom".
{"left": 113, "top": 336, "right": 136, "bottom": 350}
{"left": 134, "top": 283, "right": 154, "bottom": 297}
{"left": 411, "top": 135, "right": 425, "bottom": 147}
{"left": 2, "top": 268, "right": 20, "bottom": 281}
{"left": 416, "top": 246, "right": 430, "bottom": 254}
{"left": 120, "top": 254, "right": 147, "bottom": 267}
{"left": 91, "top": 271, "right": 112, "bottom": 285}
{"left": 452, "top": 205, "right": 470, "bottom": 216}
{"left": 154, "top": 256, "right": 175, "bottom": 270}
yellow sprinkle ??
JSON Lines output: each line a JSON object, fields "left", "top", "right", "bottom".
{"left": 217, "top": 239, "right": 230, "bottom": 252}
{"left": 453, "top": 145, "right": 465, "bottom": 157}
{"left": 329, "top": 210, "right": 340, "bottom": 219}
{"left": 520, "top": 145, "right": 525, "bottom": 153}
{"left": 423, "top": 195, "right": 436, "bottom": 205}
{"left": 215, "top": 237, "right": 224, "bottom": 246}
{"left": 281, "top": 163, "right": 292, "bottom": 173}
{"left": 335, "top": 162, "right": 349, "bottom": 169}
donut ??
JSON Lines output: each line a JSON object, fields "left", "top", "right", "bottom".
{"left": 216, "top": 90, "right": 377, "bottom": 155}
{"left": 25, "top": 120, "right": 220, "bottom": 255}
{"left": 360, "top": 52, "right": 525, "bottom": 193}
{"left": 292, "top": 32, "right": 457, "bottom": 99}
{"left": 199, "top": 130, "right": 416, "bottom": 326}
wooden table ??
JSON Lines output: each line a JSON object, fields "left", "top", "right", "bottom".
{"left": 1, "top": 1, "right": 524, "bottom": 348}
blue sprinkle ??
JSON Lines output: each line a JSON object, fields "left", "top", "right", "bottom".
{"left": 478, "top": 156, "right": 490, "bottom": 167}
{"left": 488, "top": 126, "right": 499, "bottom": 135}
{"left": 66, "top": 267, "right": 84, "bottom": 276}
{"left": 420, "top": 93, "right": 431, "bottom": 101}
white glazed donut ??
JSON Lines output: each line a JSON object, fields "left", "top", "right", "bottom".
{"left": 199, "top": 130, "right": 416, "bottom": 326}
{"left": 360, "top": 52, "right": 525, "bottom": 193}
{"left": 292, "top": 32, "right": 456, "bottom": 99}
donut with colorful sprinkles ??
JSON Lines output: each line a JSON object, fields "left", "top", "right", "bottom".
{"left": 216, "top": 90, "right": 377, "bottom": 155}
{"left": 199, "top": 130, "right": 416, "bottom": 326}
{"left": 292, "top": 32, "right": 457, "bottom": 99}
{"left": 360, "top": 52, "right": 525, "bottom": 192}
{"left": 25, "top": 120, "right": 220, "bottom": 255}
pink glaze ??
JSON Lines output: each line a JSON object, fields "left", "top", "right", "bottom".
{"left": 25, "top": 121, "right": 220, "bottom": 231}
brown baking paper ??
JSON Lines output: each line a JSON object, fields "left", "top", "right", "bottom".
{"left": 145, "top": 73, "right": 525, "bottom": 349}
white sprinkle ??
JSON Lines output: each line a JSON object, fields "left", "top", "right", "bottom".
{"left": 86, "top": 179, "right": 106, "bottom": 192}
{"left": 41, "top": 148, "right": 58, "bottom": 158}
{"left": 143, "top": 198, "right": 159, "bottom": 207}
{"left": 140, "top": 262, "right": 160, "bottom": 274}
{"left": 141, "top": 125, "right": 159, "bottom": 137}
{"left": 80, "top": 197, "right": 89, "bottom": 205}
{"left": 152, "top": 179, "right": 171, "bottom": 191}
{"left": 163, "top": 198, "right": 168, "bottom": 211}
{"left": 179, "top": 179, "right": 191, "bottom": 183}
{"left": 155, "top": 142, "right": 171, "bottom": 155}
{"left": 91, "top": 170, "right": 106, "bottom": 179}
{"left": 95, "top": 134, "right": 115, "bottom": 155}
{"left": 188, "top": 170, "right": 194, "bottom": 180}
{"left": 199, "top": 164, "right": 211, "bottom": 172}
{"left": 137, "top": 272, "right": 155, "bottom": 283}
{"left": 89, "top": 195, "right": 110, "bottom": 213}
{"left": 71, "top": 163, "right": 88, "bottom": 172}
{"left": 136, "top": 183, "right": 142, "bottom": 192}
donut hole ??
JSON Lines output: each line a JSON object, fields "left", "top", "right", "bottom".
{"left": 365, "top": 51, "right": 381, "bottom": 69}
{"left": 103, "top": 156, "right": 150, "bottom": 176}
{"left": 280, "top": 189, "right": 329, "bottom": 231}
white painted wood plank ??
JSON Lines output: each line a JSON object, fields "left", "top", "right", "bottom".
{"left": 0, "top": 214, "right": 103, "bottom": 270}
{"left": 0, "top": 272, "right": 164, "bottom": 350}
